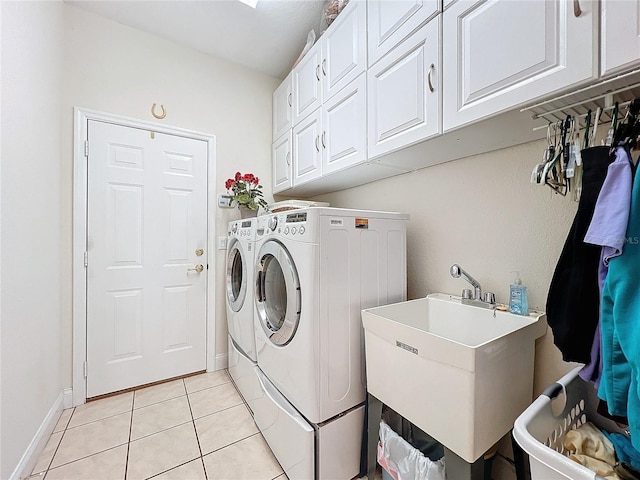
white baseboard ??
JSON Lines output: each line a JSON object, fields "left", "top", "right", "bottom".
{"left": 10, "top": 389, "right": 66, "bottom": 480}
{"left": 63, "top": 388, "right": 73, "bottom": 409}
{"left": 214, "top": 352, "right": 228, "bottom": 371}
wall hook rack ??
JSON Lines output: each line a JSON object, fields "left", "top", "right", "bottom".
{"left": 522, "top": 68, "right": 640, "bottom": 132}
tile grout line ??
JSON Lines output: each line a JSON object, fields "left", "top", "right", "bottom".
{"left": 191, "top": 400, "right": 245, "bottom": 423}
{"left": 123, "top": 394, "right": 135, "bottom": 480}
{"left": 203, "top": 431, "right": 263, "bottom": 456}
{"left": 65, "top": 407, "right": 134, "bottom": 431}
{"left": 184, "top": 378, "right": 209, "bottom": 480}
{"left": 38, "top": 408, "right": 74, "bottom": 480}
{"left": 183, "top": 377, "right": 232, "bottom": 396}
{"left": 41, "top": 443, "right": 129, "bottom": 476}
{"left": 132, "top": 392, "right": 187, "bottom": 411}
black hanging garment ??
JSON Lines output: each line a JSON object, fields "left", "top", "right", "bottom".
{"left": 546, "top": 146, "right": 613, "bottom": 363}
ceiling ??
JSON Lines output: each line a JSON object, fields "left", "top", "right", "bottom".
{"left": 67, "top": 0, "right": 327, "bottom": 79}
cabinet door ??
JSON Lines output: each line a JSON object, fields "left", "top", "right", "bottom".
{"left": 321, "top": 0, "right": 367, "bottom": 102}
{"left": 292, "top": 109, "right": 323, "bottom": 186}
{"left": 322, "top": 74, "right": 367, "bottom": 175}
{"left": 272, "top": 131, "right": 292, "bottom": 194}
{"left": 367, "top": 0, "right": 439, "bottom": 67}
{"left": 601, "top": 0, "right": 640, "bottom": 76}
{"left": 443, "top": 0, "right": 597, "bottom": 132}
{"left": 273, "top": 74, "right": 292, "bottom": 141}
{"left": 367, "top": 20, "right": 440, "bottom": 159}
{"left": 293, "top": 42, "right": 322, "bottom": 124}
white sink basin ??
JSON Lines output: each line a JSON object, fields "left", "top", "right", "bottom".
{"left": 362, "top": 293, "right": 546, "bottom": 463}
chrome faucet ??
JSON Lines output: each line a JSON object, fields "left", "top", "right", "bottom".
{"left": 450, "top": 264, "right": 496, "bottom": 309}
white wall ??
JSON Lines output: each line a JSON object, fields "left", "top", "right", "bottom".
{"left": 0, "top": 2, "right": 64, "bottom": 478}
{"left": 311, "top": 139, "right": 581, "bottom": 397}
{"left": 60, "top": 4, "right": 279, "bottom": 385}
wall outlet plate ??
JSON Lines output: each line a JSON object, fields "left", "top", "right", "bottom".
{"left": 218, "top": 194, "right": 234, "bottom": 208}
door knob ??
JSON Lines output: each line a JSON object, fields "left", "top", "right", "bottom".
{"left": 195, "top": 248, "right": 204, "bottom": 256}
{"left": 188, "top": 264, "right": 204, "bottom": 273}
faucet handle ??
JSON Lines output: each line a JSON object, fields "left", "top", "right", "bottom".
{"left": 484, "top": 292, "right": 496, "bottom": 304}
{"left": 462, "top": 288, "right": 473, "bottom": 300}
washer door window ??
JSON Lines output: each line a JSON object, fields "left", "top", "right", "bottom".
{"left": 226, "top": 239, "right": 247, "bottom": 313}
{"left": 255, "top": 240, "right": 301, "bottom": 346}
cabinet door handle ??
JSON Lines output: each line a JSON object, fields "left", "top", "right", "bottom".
{"left": 573, "top": 0, "right": 582, "bottom": 17}
{"left": 288, "top": 92, "right": 292, "bottom": 107}
{"left": 316, "top": 65, "right": 321, "bottom": 81}
{"left": 321, "top": 131, "right": 326, "bottom": 148}
{"left": 427, "top": 63, "right": 435, "bottom": 93}
{"left": 286, "top": 152, "right": 291, "bottom": 166}
{"left": 322, "top": 59, "right": 327, "bottom": 76}
{"left": 315, "top": 135, "right": 320, "bottom": 152}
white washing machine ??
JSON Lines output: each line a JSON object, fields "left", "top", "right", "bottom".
{"left": 225, "top": 218, "right": 260, "bottom": 411}
{"left": 251, "top": 207, "right": 408, "bottom": 480}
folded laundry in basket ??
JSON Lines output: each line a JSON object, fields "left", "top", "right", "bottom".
{"left": 564, "top": 422, "right": 620, "bottom": 480}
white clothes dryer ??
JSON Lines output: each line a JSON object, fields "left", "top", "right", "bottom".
{"left": 251, "top": 207, "right": 408, "bottom": 480}
{"left": 225, "top": 218, "right": 260, "bottom": 410}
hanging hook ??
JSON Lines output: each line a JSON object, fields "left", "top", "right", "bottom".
{"left": 151, "top": 103, "right": 167, "bottom": 119}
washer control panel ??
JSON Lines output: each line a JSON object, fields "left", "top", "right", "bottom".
{"left": 261, "top": 211, "right": 311, "bottom": 239}
{"left": 228, "top": 219, "right": 255, "bottom": 238}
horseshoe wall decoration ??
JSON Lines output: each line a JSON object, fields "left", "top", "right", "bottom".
{"left": 151, "top": 103, "right": 167, "bottom": 119}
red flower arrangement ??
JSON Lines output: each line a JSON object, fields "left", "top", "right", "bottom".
{"left": 225, "top": 172, "right": 267, "bottom": 211}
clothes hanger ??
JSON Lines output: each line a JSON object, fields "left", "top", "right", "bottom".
{"left": 583, "top": 110, "right": 592, "bottom": 150}
{"left": 612, "top": 99, "right": 640, "bottom": 147}
{"left": 543, "top": 120, "right": 568, "bottom": 196}
{"left": 532, "top": 123, "right": 554, "bottom": 184}
{"left": 590, "top": 107, "right": 602, "bottom": 148}
{"left": 605, "top": 102, "right": 619, "bottom": 146}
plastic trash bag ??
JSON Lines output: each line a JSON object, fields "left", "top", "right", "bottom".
{"left": 324, "top": 0, "right": 349, "bottom": 27}
{"left": 378, "top": 420, "right": 446, "bottom": 480}
{"left": 292, "top": 30, "right": 316, "bottom": 69}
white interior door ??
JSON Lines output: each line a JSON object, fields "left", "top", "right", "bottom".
{"left": 86, "top": 120, "right": 207, "bottom": 398}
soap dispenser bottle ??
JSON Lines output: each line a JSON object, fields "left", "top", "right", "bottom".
{"left": 509, "top": 271, "right": 529, "bottom": 315}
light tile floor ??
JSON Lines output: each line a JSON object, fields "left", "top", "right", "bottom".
{"left": 26, "top": 370, "right": 287, "bottom": 480}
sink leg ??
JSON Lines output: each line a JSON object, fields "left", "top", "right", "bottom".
{"left": 366, "top": 393, "right": 383, "bottom": 480}
{"left": 512, "top": 429, "right": 530, "bottom": 480}
{"left": 444, "top": 447, "right": 485, "bottom": 480}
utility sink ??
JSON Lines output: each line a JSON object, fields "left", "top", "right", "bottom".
{"left": 362, "top": 293, "right": 547, "bottom": 463}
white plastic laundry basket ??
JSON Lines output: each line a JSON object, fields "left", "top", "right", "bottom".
{"left": 513, "top": 367, "right": 626, "bottom": 480}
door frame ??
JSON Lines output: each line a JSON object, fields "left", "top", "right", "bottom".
{"left": 72, "top": 107, "right": 217, "bottom": 406}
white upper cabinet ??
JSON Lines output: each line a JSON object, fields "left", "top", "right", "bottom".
{"left": 322, "top": 0, "right": 367, "bottom": 101}
{"left": 273, "top": 130, "right": 293, "bottom": 194}
{"left": 368, "top": 20, "right": 440, "bottom": 159}
{"left": 273, "top": 73, "right": 292, "bottom": 141}
{"left": 322, "top": 73, "right": 367, "bottom": 175}
{"left": 292, "top": 75, "right": 367, "bottom": 186}
{"left": 367, "top": 0, "right": 439, "bottom": 67}
{"left": 292, "top": 108, "right": 323, "bottom": 186}
{"left": 442, "top": 0, "right": 597, "bottom": 132}
{"left": 293, "top": 41, "right": 323, "bottom": 125}
{"left": 293, "top": 0, "right": 366, "bottom": 124}
{"left": 601, "top": 0, "right": 640, "bottom": 77}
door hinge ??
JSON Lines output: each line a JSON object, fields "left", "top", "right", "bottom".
{"left": 84, "top": 140, "right": 89, "bottom": 157}
{"left": 84, "top": 251, "right": 88, "bottom": 268}
{"left": 83, "top": 361, "right": 88, "bottom": 378}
